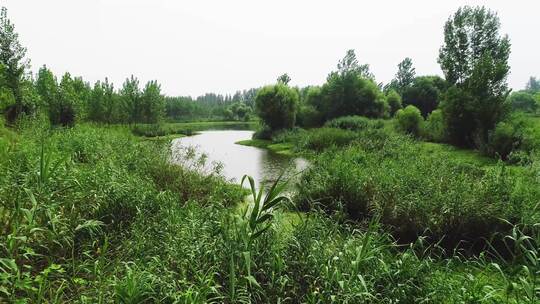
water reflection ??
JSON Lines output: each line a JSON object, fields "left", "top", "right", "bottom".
{"left": 171, "top": 130, "right": 308, "bottom": 188}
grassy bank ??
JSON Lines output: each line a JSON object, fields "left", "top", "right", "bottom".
{"left": 235, "top": 139, "right": 295, "bottom": 156}
{"left": 1, "top": 120, "right": 539, "bottom": 303}
{"left": 132, "top": 120, "right": 258, "bottom": 138}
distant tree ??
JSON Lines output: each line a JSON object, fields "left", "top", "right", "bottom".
{"left": 439, "top": 6, "right": 511, "bottom": 147}
{"left": 45, "top": 73, "right": 77, "bottom": 126}
{"left": 277, "top": 73, "right": 291, "bottom": 85}
{"left": 140, "top": 80, "right": 164, "bottom": 123}
{"left": 386, "top": 89, "right": 402, "bottom": 117}
{"left": 0, "top": 63, "right": 15, "bottom": 112}
{"left": 314, "top": 50, "right": 385, "bottom": 121}
{"left": 255, "top": 84, "right": 299, "bottom": 131}
{"left": 120, "top": 75, "right": 141, "bottom": 124}
{"left": 0, "top": 7, "right": 31, "bottom": 123}
{"left": 525, "top": 76, "right": 540, "bottom": 93}
{"left": 337, "top": 49, "right": 374, "bottom": 80}
{"left": 508, "top": 91, "right": 538, "bottom": 113}
{"left": 386, "top": 58, "right": 416, "bottom": 94}
{"left": 402, "top": 76, "right": 447, "bottom": 117}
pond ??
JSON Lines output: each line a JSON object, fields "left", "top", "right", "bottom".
{"left": 171, "top": 130, "right": 308, "bottom": 189}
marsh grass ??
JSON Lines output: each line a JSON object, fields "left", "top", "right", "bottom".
{"left": 1, "top": 120, "right": 538, "bottom": 303}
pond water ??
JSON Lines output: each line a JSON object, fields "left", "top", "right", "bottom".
{"left": 171, "top": 130, "right": 308, "bottom": 189}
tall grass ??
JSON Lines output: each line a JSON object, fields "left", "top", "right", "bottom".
{"left": 0, "top": 120, "right": 538, "bottom": 302}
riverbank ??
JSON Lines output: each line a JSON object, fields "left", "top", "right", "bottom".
{"left": 235, "top": 139, "right": 295, "bottom": 156}
{"left": 1, "top": 121, "right": 538, "bottom": 302}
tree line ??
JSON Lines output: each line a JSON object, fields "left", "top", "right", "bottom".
{"left": 0, "top": 7, "right": 258, "bottom": 126}
{"left": 254, "top": 6, "right": 539, "bottom": 159}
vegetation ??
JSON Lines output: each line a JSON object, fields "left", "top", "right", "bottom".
{"left": 395, "top": 105, "right": 423, "bottom": 136}
{"left": 1, "top": 4, "right": 540, "bottom": 303}
{"left": 254, "top": 82, "right": 299, "bottom": 137}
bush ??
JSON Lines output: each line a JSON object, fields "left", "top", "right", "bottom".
{"left": 508, "top": 91, "right": 538, "bottom": 113}
{"left": 395, "top": 105, "right": 423, "bottom": 136}
{"left": 402, "top": 76, "right": 447, "bottom": 117}
{"left": 386, "top": 89, "right": 402, "bottom": 117}
{"left": 325, "top": 115, "right": 371, "bottom": 131}
{"left": 423, "top": 109, "right": 445, "bottom": 142}
{"left": 296, "top": 104, "right": 324, "bottom": 128}
{"left": 487, "top": 121, "right": 522, "bottom": 160}
{"left": 295, "top": 135, "right": 540, "bottom": 249}
{"left": 252, "top": 125, "right": 273, "bottom": 140}
{"left": 296, "top": 127, "right": 358, "bottom": 151}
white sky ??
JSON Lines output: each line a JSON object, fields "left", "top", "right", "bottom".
{"left": 3, "top": 0, "right": 539, "bottom": 97}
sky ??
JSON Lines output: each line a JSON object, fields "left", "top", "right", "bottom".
{"left": 2, "top": 0, "right": 539, "bottom": 97}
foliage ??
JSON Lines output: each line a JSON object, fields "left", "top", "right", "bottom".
{"left": 255, "top": 83, "right": 298, "bottom": 131}
{"left": 0, "top": 7, "right": 32, "bottom": 123}
{"left": 439, "top": 6, "right": 511, "bottom": 148}
{"left": 385, "top": 57, "right": 415, "bottom": 94}
{"left": 386, "top": 89, "right": 402, "bottom": 116}
{"left": 316, "top": 51, "right": 386, "bottom": 121}
{"left": 325, "top": 115, "right": 383, "bottom": 131}
{"left": 402, "top": 75, "right": 447, "bottom": 117}
{"left": 296, "top": 132, "right": 540, "bottom": 249}
{"left": 423, "top": 109, "right": 445, "bottom": 142}
{"left": 525, "top": 76, "right": 540, "bottom": 93}
{"left": 395, "top": 105, "right": 423, "bottom": 136}
{"left": 295, "top": 127, "right": 359, "bottom": 151}
{"left": 509, "top": 91, "right": 538, "bottom": 113}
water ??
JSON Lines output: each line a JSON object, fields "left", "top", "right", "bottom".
{"left": 171, "top": 130, "right": 308, "bottom": 189}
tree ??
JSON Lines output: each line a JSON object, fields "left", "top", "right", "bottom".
{"left": 525, "top": 77, "right": 540, "bottom": 93}
{"left": 43, "top": 72, "right": 77, "bottom": 126}
{"left": 277, "top": 73, "right": 291, "bottom": 85}
{"left": 438, "top": 6, "right": 511, "bottom": 147}
{"left": 140, "top": 80, "right": 164, "bottom": 123}
{"left": 508, "top": 91, "right": 538, "bottom": 113}
{"left": 314, "top": 50, "right": 386, "bottom": 121}
{"left": 0, "top": 7, "right": 30, "bottom": 122}
{"left": 337, "top": 49, "right": 374, "bottom": 80}
{"left": 120, "top": 75, "right": 141, "bottom": 124}
{"left": 402, "top": 76, "right": 447, "bottom": 117}
{"left": 386, "top": 89, "right": 402, "bottom": 117}
{"left": 386, "top": 58, "right": 415, "bottom": 94}
{"left": 255, "top": 84, "right": 299, "bottom": 131}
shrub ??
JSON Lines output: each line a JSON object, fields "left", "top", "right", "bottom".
{"left": 296, "top": 104, "right": 324, "bottom": 128}
{"left": 295, "top": 135, "right": 540, "bottom": 249}
{"left": 402, "top": 76, "right": 447, "bottom": 117}
{"left": 395, "top": 105, "right": 423, "bottom": 136}
{"left": 508, "top": 91, "right": 538, "bottom": 113}
{"left": 386, "top": 89, "right": 402, "bottom": 117}
{"left": 487, "top": 121, "right": 522, "bottom": 160}
{"left": 296, "top": 127, "right": 358, "bottom": 151}
{"left": 423, "top": 109, "right": 445, "bottom": 142}
{"left": 325, "top": 115, "right": 371, "bottom": 131}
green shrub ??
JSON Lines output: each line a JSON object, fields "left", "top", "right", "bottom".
{"left": 423, "top": 109, "right": 445, "bottom": 142}
{"left": 296, "top": 134, "right": 540, "bottom": 249}
{"left": 325, "top": 115, "right": 370, "bottom": 131}
{"left": 296, "top": 127, "right": 358, "bottom": 151}
{"left": 296, "top": 104, "right": 324, "bottom": 128}
{"left": 395, "top": 105, "right": 423, "bottom": 136}
{"left": 386, "top": 89, "right": 402, "bottom": 116}
{"left": 487, "top": 121, "right": 522, "bottom": 160}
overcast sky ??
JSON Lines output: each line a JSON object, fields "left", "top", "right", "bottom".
{"left": 3, "top": 0, "right": 539, "bottom": 97}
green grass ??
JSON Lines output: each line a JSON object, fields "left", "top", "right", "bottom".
{"left": 2, "top": 119, "right": 539, "bottom": 303}
{"left": 236, "top": 139, "right": 295, "bottom": 156}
